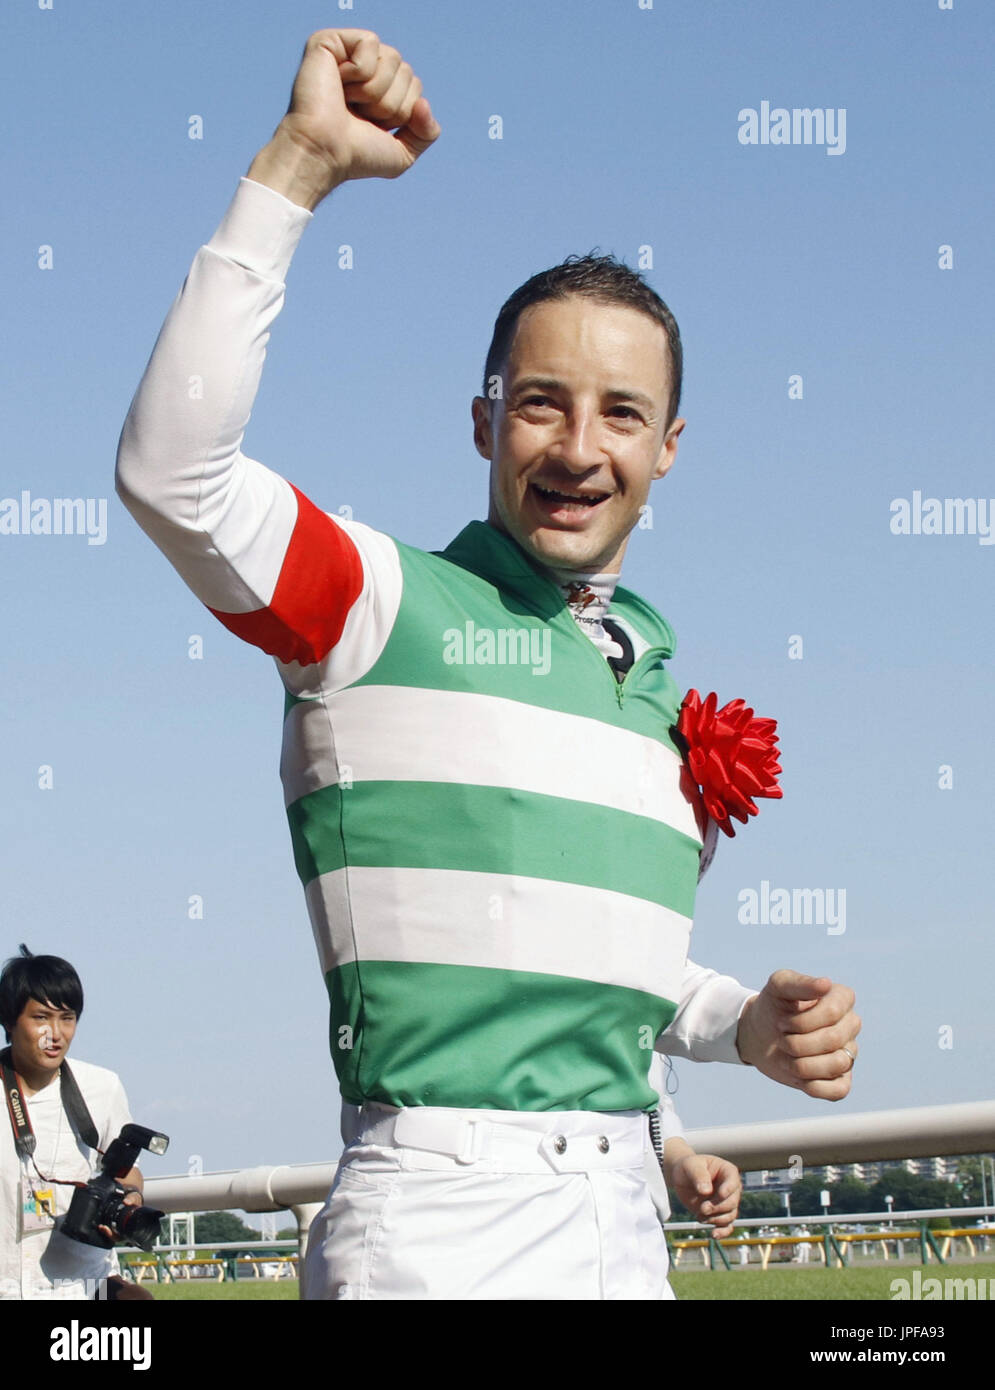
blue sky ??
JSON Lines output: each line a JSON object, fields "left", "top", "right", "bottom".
{"left": 2, "top": 0, "right": 992, "bottom": 1196}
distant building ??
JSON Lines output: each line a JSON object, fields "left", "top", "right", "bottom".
{"left": 745, "top": 1155, "right": 978, "bottom": 1188}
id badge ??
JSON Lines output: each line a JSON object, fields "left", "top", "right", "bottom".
{"left": 18, "top": 1166, "right": 56, "bottom": 1238}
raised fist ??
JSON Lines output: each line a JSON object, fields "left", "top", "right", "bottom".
{"left": 282, "top": 29, "right": 440, "bottom": 185}
{"left": 249, "top": 29, "right": 440, "bottom": 208}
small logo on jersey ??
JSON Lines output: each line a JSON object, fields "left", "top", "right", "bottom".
{"left": 565, "top": 582, "right": 597, "bottom": 611}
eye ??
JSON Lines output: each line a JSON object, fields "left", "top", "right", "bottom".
{"left": 608, "top": 405, "right": 640, "bottom": 420}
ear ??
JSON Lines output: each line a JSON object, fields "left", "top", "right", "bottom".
{"left": 471, "top": 396, "right": 493, "bottom": 460}
{"left": 653, "top": 416, "right": 685, "bottom": 481}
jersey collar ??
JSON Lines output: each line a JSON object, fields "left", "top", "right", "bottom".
{"left": 437, "top": 521, "right": 566, "bottom": 616}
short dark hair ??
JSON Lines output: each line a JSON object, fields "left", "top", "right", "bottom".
{"left": 482, "top": 253, "right": 683, "bottom": 428}
{"left": 0, "top": 945, "right": 83, "bottom": 1042}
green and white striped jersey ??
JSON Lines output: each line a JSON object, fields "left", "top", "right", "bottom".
{"left": 117, "top": 177, "right": 754, "bottom": 1116}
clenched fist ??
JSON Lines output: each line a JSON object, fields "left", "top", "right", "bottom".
{"left": 666, "top": 1149, "right": 742, "bottom": 1239}
{"left": 736, "top": 970, "right": 861, "bottom": 1101}
{"left": 248, "top": 30, "right": 440, "bottom": 209}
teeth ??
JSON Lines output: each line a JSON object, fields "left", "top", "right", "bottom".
{"left": 534, "top": 485, "right": 608, "bottom": 506}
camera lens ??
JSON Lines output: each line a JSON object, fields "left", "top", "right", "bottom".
{"left": 115, "top": 1202, "right": 164, "bottom": 1252}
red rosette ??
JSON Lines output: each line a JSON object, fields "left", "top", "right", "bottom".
{"left": 676, "top": 689, "right": 782, "bottom": 838}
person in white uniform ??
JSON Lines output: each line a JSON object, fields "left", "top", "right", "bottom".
{"left": 117, "top": 28, "right": 861, "bottom": 1300}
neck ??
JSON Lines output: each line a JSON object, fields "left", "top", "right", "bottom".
{"left": 537, "top": 562, "right": 626, "bottom": 663}
{"left": 541, "top": 563, "right": 621, "bottom": 616}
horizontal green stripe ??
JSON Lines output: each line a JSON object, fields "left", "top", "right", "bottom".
{"left": 328, "top": 960, "right": 676, "bottom": 1112}
{"left": 349, "top": 538, "right": 685, "bottom": 750}
{"left": 289, "top": 780, "right": 700, "bottom": 915}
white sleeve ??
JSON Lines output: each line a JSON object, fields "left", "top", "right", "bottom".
{"left": 657, "top": 1092, "right": 685, "bottom": 1143}
{"left": 644, "top": 1076, "right": 685, "bottom": 1224}
{"left": 655, "top": 959, "right": 757, "bottom": 1064}
{"left": 116, "top": 179, "right": 311, "bottom": 609}
{"left": 116, "top": 179, "right": 402, "bottom": 677}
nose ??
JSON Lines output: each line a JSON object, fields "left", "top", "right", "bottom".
{"left": 547, "top": 407, "right": 606, "bottom": 473}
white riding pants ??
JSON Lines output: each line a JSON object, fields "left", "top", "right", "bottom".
{"left": 301, "top": 1103, "right": 675, "bottom": 1300}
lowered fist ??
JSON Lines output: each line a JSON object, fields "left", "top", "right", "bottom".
{"left": 667, "top": 1152, "right": 742, "bottom": 1240}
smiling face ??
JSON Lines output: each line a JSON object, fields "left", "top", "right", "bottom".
{"left": 473, "top": 296, "right": 684, "bottom": 574}
{"left": 10, "top": 997, "right": 77, "bottom": 1088}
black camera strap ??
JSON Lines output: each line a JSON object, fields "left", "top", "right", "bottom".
{"left": 59, "top": 1060, "right": 100, "bottom": 1152}
{"left": 1, "top": 1047, "right": 99, "bottom": 1161}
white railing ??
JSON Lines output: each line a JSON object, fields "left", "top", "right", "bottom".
{"left": 147, "top": 1160, "right": 339, "bottom": 1216}
{"left": 685, "top": 1099, "right": 995, "bottom": 1171}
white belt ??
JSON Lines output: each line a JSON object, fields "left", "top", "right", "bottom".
{"left": 343, "top": 1102, "right": 650, "bottom": 1174}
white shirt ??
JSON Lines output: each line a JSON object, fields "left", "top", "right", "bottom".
{"left": 0, "top": 1059, "right": 132, "bottom": 1300}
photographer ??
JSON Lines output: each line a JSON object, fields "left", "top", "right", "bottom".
{"left": 0, "top": 947, "right": 150, "bottom": 1300}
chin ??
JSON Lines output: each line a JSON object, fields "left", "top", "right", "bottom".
{"left": 531, "top": 532, "right": 608, "bottom": 570}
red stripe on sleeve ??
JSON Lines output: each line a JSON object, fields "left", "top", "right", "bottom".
{"left": 208, "top": 485, "right": 364, "bottom": 665}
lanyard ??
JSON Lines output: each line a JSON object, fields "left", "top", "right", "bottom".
{"left": 0, "top": 1048, "right": 99, "bottom": 1159}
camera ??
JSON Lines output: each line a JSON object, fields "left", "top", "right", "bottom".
{"left": 61, "top": 1123, "right": 169, "bottom": 1251}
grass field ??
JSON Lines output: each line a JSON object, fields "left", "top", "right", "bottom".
{"left": 673, "top": 1261, "right": 989, "bottom": 1301}
{"left": 152, "top": 1280, "right": 299, "bottom": 1300}
{"left": 141, "top": 1259, "right": 995, "bottom": 1301}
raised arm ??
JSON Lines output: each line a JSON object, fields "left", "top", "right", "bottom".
{"left": 115, "top": 31, "right": 439, "bottom": 668}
